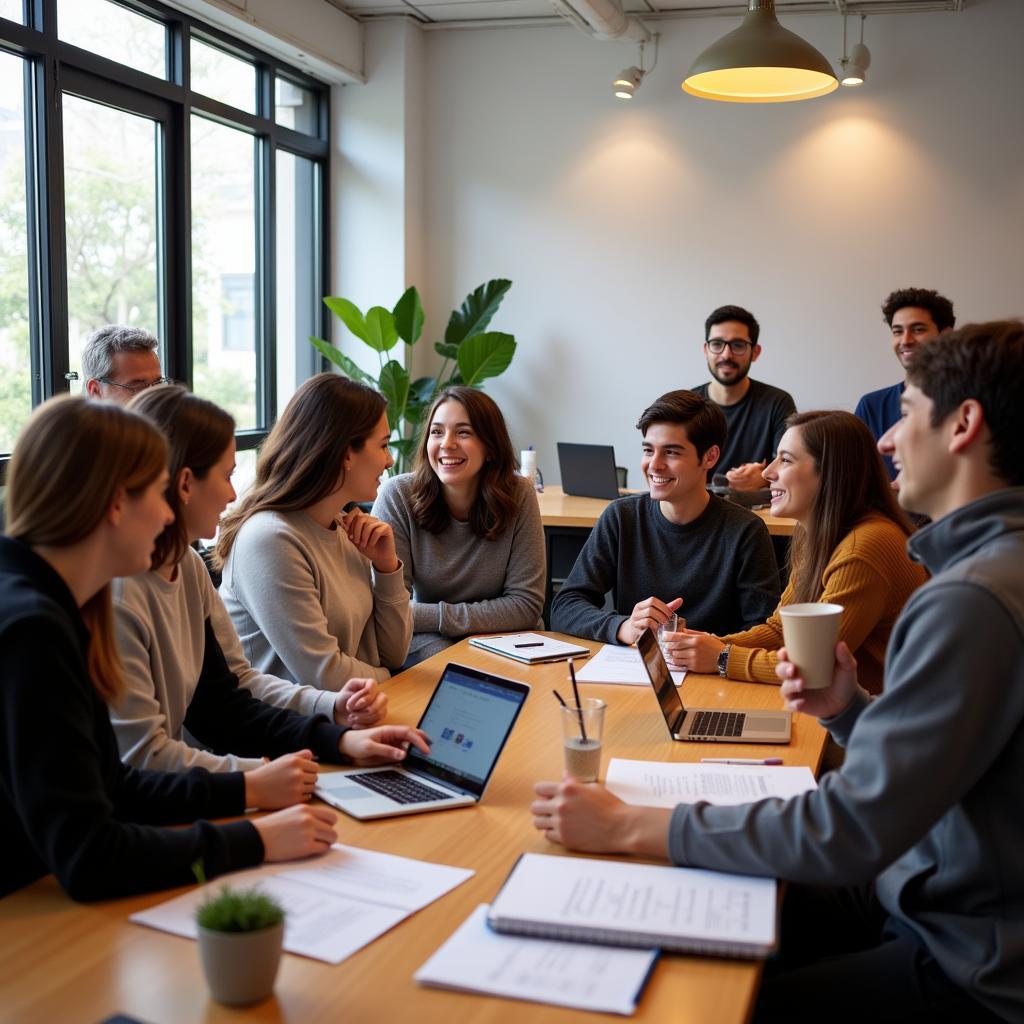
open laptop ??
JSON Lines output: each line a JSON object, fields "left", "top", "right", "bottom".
{"left": 637, "top": 629, "right": 791, "bottom": 744}
{"left": 315, "top": 663, "right": 530, "bottom": 819}
{"left": 557, "top": 442, "right": 622, "bottom": 500}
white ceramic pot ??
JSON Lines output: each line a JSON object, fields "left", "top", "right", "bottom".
{"left": 197, "top": 920, "right": 284, "bottom": 1006}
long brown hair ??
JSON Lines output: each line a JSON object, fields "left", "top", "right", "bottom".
{"left": 128, "top": 385, "right": 235, "bottom": 569}
{"left": 215, "top": 373, "right": 387, "bottom": 566}
{"left": 787, "top": 410, "right": 913, "bottom": 604}
{"left": 410, "top": 387, "right": 520, "bottom": 540}
{"left": 5, "top": 396, "right": 168, "bottom": 701}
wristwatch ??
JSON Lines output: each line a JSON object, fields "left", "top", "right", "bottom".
{"left": 717, "top": 644, "right": 732, "bottom": 678}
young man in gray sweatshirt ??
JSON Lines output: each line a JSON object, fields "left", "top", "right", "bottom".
{"left": 533, "top": 321, "right": 1024, "bottom": 1023}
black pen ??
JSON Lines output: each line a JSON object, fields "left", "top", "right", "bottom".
{"left": 515, "top": 642, "right": 544, "bottom": 648}
{"left": 552, "top": 689, "right": 568, "bottom": 708}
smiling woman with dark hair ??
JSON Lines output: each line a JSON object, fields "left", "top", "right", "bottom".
{"left": 372, "top": 386, "right": 546, "bottom": 665}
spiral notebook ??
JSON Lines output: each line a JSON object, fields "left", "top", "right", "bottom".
{"left": 487, "top": 853, "right": 777, "bottom": 960}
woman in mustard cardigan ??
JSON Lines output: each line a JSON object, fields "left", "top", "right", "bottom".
{"left": 667, "top": 410, "right": 927, "bottom": 694}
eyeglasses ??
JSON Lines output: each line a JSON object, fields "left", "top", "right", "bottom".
{"left": 97, "top": 376, "right": 173, "bottom": 394}
{"left": 706, "top": 339, "right": 754, "bottom": 355}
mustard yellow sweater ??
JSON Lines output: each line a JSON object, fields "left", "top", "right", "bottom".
{"left": 721, "top": 515, "right": 928, "bottom": 694}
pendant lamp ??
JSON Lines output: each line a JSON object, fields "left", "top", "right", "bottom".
{"left": 682, "top": 0, "right": 838, "bottom": 104}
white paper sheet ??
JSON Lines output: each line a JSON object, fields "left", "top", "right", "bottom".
{"left": 130, "top": 844, "right": 473, "bottom": 964}
{"left": 574, "top": 643, "right": 685, "bottom": 686}
{"left": 606, "top": 758, "right": 817, "bottom": 807}
{"left": 415, "top": 904, "right": 657, "bottom": 1015}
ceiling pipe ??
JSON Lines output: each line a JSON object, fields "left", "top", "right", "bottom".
{"left": 552, "top": 0, "right": 651, "bottom": 43}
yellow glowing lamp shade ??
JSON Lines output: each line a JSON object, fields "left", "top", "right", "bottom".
{"left": 682, "top": 0, "right": 838, "bottom": 103}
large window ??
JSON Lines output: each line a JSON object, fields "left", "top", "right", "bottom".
{"left": 0, "top": 0, "right": 329, "bottom": 472}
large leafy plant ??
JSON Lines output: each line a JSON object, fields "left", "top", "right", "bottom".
{"left": 310, "top": 279, "right": 516, "bottom": 472}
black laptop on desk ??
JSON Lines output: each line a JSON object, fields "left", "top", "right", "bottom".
{"left": 557, "top": 442, "right": 622, "bottom": 500}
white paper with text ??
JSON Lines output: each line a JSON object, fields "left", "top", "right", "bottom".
{"left": 606, "top": 758, "right": 817, "bottom": 807}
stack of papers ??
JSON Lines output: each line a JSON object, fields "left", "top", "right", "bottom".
{"left": 416, "top": 904, "right": 657, "bottom": 1015}
{"left": 605, "top": 758, "right": 817, "bottom": 806}
{"left": 574, "top": 644, "right": 685, "bottom": 686}
{"left": 131, "top": 844, "right": 473, "bottom": 964}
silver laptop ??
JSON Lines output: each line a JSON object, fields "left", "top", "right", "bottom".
{"left": 315, "top": 663, "right": 530, "bottom": 819}
{"left": 638, "top": 629, "right": 791, "bottom": 744}
{"left": 557, "top": 442, "right": 622, "bottom": 500}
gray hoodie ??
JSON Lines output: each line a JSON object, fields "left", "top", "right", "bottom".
{"left": 667, "top": 487, "right": 1024, "bottom": 1022}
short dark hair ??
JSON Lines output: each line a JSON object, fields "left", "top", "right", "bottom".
{"left": 636, "top": 390, "right": 726, "bottom": 460}
{"left": 705, "top": 305, "right": 760, "bottom": 346}
{"left": 907, "top": 319, "right": 1024, "bottom": 487}
{"left": 881, "top": 288, "right": 955, "bottom": 332}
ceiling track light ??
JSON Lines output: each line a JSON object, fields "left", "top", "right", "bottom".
{"left": 682, "top": 0, "right": 838, "bottom": 104}
{"left": 612, "top": 36, "right": 657, "bottom": 101}
{"left": 613, "top": 65, "right": 643, "bottom": 99}
{"left": 840, "top": 14, "right": 871, "bottom": 87}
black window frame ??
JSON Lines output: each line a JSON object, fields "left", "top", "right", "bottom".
{"left": 0, "top": 0, "right": 330, "bottom": 480}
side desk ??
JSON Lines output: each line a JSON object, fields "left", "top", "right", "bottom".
{"left": 0, "top": 635, "right": 826, "bottom": 1024}
{"left": 536, "top": 486, "right": 796, "bottom": 624}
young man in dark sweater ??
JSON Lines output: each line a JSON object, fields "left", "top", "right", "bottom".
{"left": 550, "top": 390, "right": 780, "bottom": 644}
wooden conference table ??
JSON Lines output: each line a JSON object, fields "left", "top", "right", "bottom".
{"left": 0, "top": 636, "right": 827, "bottom": 1024}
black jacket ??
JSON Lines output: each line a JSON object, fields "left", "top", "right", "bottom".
{"left": 0, "top": 537, "right": 263, "bottom": 901}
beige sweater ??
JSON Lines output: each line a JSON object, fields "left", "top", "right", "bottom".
{"left": 722, "top": 515, "right": 928, "bottom": 694}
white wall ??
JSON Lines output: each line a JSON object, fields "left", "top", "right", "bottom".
{"left": 417, "top": 1, "right": 1024, "bottom": 485}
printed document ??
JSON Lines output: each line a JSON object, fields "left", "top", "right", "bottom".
{"left": 416, "top": 904, "right": 657, "bottom": 1015}
{"left": 131, "top": 844, "right": 473, "bottom": 964}
{"left": 575, "top": 644, "right": 685, "bottom": 686}
{"left": 606, "top": 758, "right": 817, "bottom": 807}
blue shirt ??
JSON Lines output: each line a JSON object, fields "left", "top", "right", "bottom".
{"left": 855, "top": 381, "right": 904, "bottom": 480}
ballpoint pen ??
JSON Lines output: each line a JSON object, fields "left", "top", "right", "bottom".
{"left": 700, "top": 757, "right": 783, "bottom": 766}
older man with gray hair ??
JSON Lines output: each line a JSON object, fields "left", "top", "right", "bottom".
{"left": 81, "top": 324, "right": 166, "bottom": 403}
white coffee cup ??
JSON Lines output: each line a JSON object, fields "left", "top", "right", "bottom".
{"left": 779, "top": 603, "right": 844, "bottom": 690}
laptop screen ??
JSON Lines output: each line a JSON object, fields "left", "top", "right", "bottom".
{"left": 404, "top": 664, "right": 529, "bottom": 798}
{"left": 637, "top": 629, "right": 686, "bottom": 735}
{"left": 557, "top": 442, "right": 620, "bottom": 500}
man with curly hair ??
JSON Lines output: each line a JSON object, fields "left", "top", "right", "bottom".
{"left": 855, "top": 288, "right": 955, "bottom": 479}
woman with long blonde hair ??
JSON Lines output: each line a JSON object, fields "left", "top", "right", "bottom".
{"left": 0, "top": 397, "right": 341, "bottom": 900}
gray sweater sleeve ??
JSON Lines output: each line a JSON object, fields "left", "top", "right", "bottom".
{"left": 111, "top": 580, "right": 262, "bottom": 774}
{"left": 666, "top": 581, "right": 1024, "bottom": 885}
{"left": 209, "top": 585, "right": 337, "bottom": 719}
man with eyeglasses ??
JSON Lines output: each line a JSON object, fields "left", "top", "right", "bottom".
{"left": 690, "top": 305, "right": 796, "bottom": 493}
{"left": 80, "top": 325, "right": 169, "bottom": 404}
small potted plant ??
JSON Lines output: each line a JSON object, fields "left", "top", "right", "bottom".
{"left": 195, "top": 881, "right": 286, "bottom": 1006}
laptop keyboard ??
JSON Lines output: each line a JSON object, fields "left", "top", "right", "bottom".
{"left": 348, "top": 770, "right": 451, "bottom": 805}
{"left": 688, "top": 710, "right": 745, "bottom": 738}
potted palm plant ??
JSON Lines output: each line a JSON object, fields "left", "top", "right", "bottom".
{"left": 195, "top": 883, "right": 286, "bottom": 1006}
{"left": 310, "top": 279, "right": 517, "bottom": 472}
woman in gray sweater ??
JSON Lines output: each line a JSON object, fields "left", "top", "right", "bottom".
{"left": 217, "top": 374, "right": 413, "bottom": 688}
{"left": 372, "top": 387, "right": 546, "bottom": 665}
